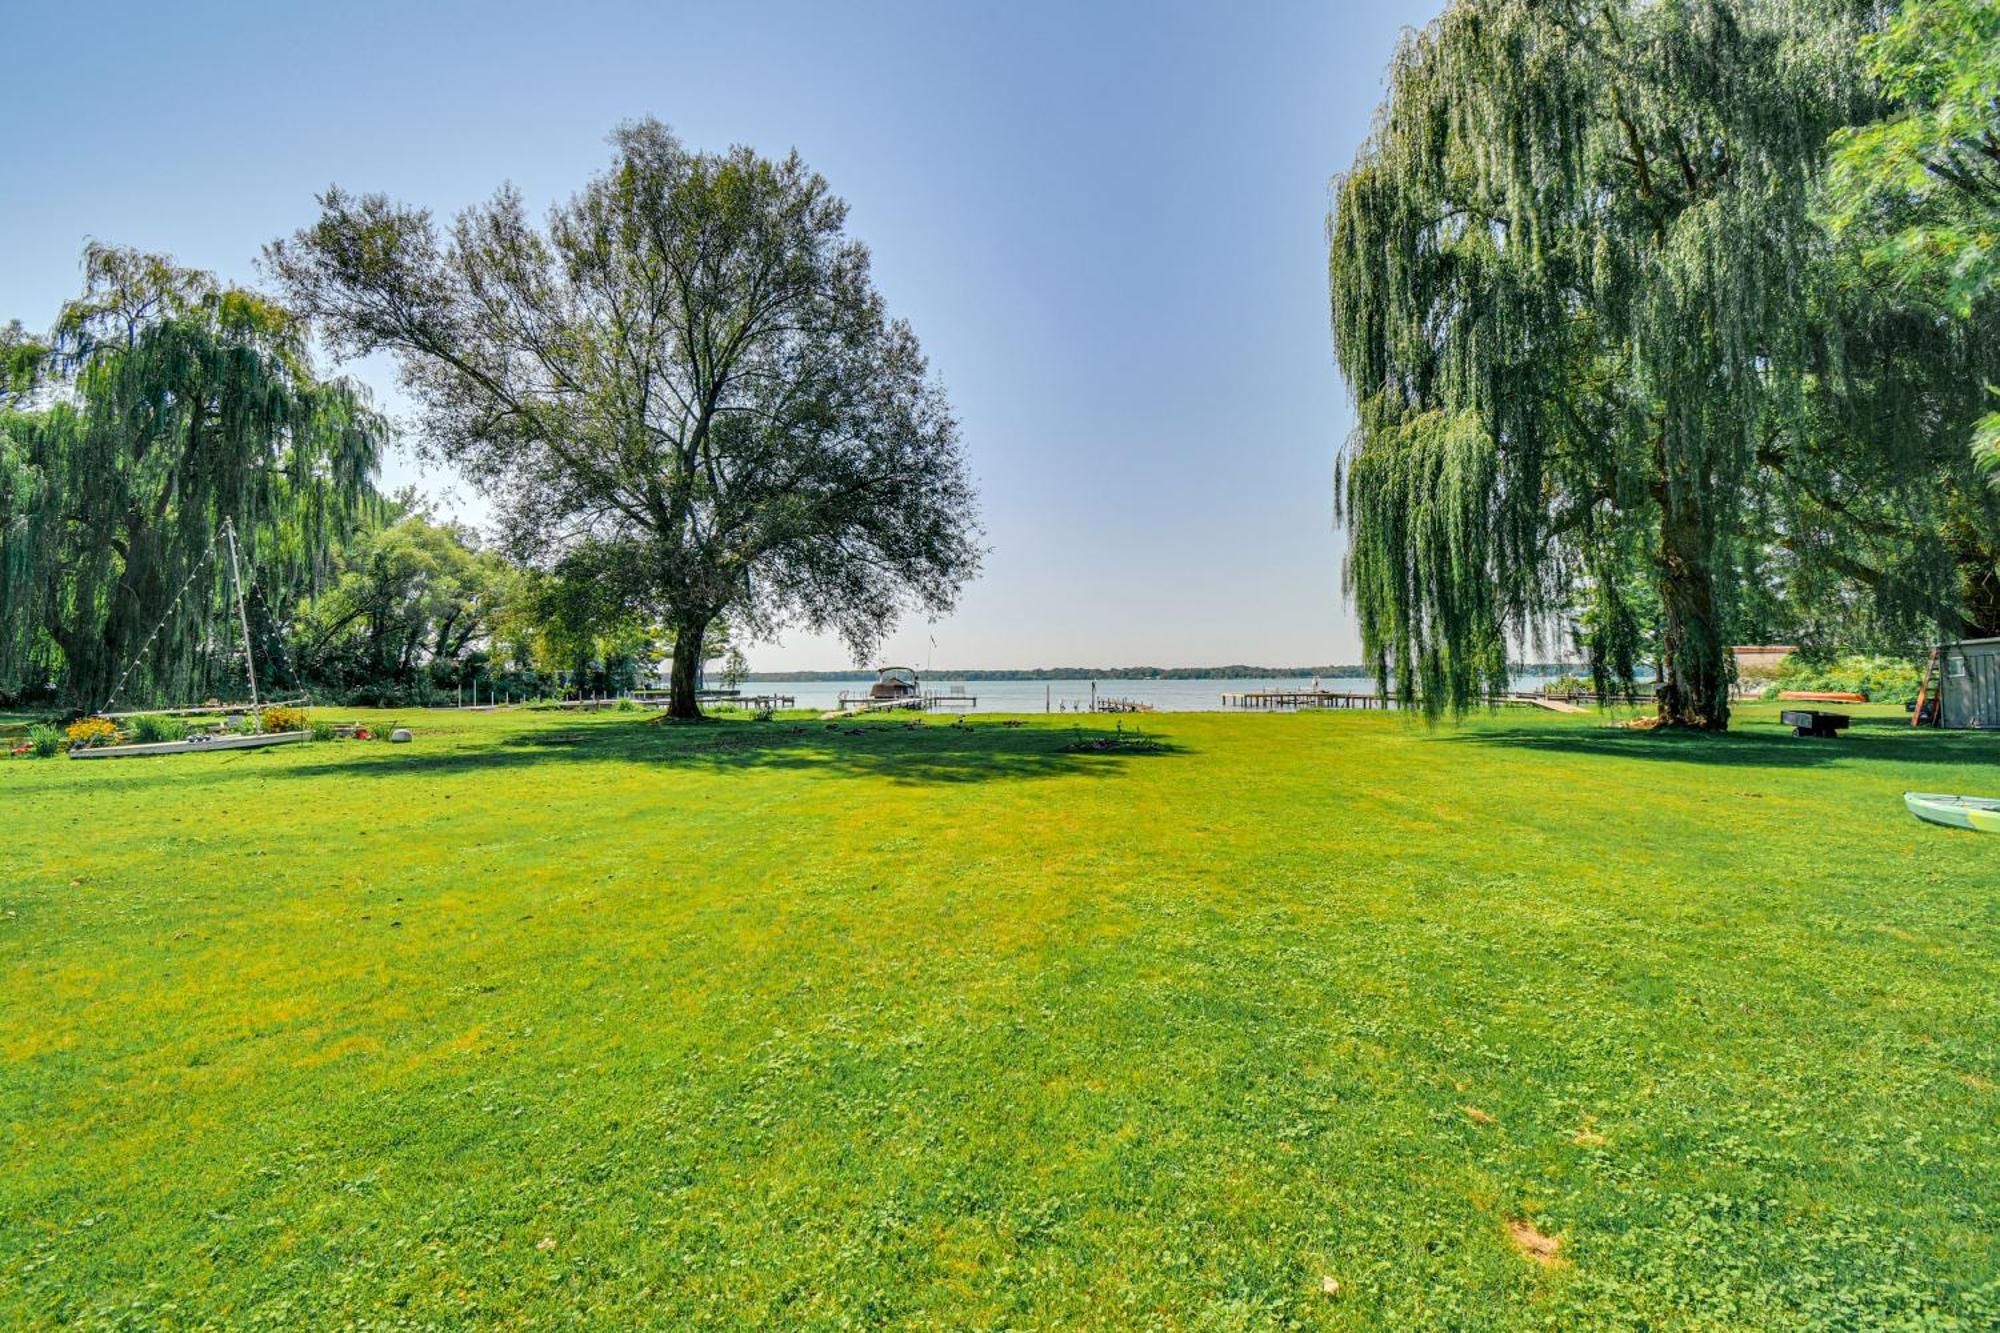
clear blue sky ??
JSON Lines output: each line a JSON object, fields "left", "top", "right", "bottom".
{"left": 2, "top": 0, "right": 1440, "bottom": 671}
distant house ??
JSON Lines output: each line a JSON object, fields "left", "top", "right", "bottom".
{"left": 1918, "top": 638, "right": 2000, "bottom": 730}
{"left": 1731, "top": 645, "right": 1797, "bottom": 680}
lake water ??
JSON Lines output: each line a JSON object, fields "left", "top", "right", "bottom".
{"left": 731, "top": 673, "right": 1567, "bottom": 714}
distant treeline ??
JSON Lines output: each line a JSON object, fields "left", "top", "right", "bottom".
{"left": 745, "top": 663, "right": 1584, "bottom": 682}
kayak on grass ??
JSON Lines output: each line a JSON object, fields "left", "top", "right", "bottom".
{"left": 1904, "top": 792, "right": 2000, "bottom": 833}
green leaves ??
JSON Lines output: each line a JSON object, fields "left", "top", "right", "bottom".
{"left": 1827, "top": 0, "right": 2000, "bottom": 318}
{"left": 1975, "top": 398, "right": 2000, "bottom": 480}
{"left": 0, "top": 246, "right": 385, "bottom": 707}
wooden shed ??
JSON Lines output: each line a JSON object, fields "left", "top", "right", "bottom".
{"left": 1915, "top": 638, "right": 2000, "bottom": 729}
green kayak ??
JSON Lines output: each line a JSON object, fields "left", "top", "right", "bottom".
{"left": 1904, "top": 792, "right": 2000, "bottom": 832}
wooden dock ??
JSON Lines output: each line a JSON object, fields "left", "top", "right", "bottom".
{"left": 1222, "top": 689, "right": 1646, "bottom": 712}
{"left": 1221, "top": 690, "right": 1393, "bottom": 710}
{"left": 701, "top": 693, "right": 796, "bottom": 711}
{"left": 552, "top": 691, "right": 798, "bottom": 711}
{"left": 823, "top": 691, "right": 978, "bottom": 719}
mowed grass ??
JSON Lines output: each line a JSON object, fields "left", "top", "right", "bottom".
{"left": 2, "top": 704, "right": 1997, "bottom": 1328}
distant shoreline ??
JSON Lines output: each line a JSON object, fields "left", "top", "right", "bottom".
{"left": 744, "top": 663, "right": 1585, "bottom": 682}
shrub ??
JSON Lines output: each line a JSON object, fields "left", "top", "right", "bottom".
{"left": 261, "top": 706, "right": 309, "bottom": 733}
{"left": 27, "top": 725, "right": 61, "bottom": 758}
{"left": 341, "top": 685, "right": 415, "bottom": 708}
{"left": 1772, "top": 653, "right": 1924, "bottom": 705}
{"left": 309, "top": 719, "right": 336, "bottom": 742}
{"left": 130, "top": 714, "right": 189, "bottom": 743}
{"left": 65, "top": 717, "right": 119, "bottom": 749}
{"left": 1542, "top": 673, "right": 1592, "bottom": 695}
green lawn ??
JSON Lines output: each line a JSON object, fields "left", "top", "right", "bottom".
{"left": 3, "top": 705, "right": 1997, "bottom": 1327}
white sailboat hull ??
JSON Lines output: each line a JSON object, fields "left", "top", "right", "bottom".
{"left": 68, "top": 731, "right": 310, "bottom": 760}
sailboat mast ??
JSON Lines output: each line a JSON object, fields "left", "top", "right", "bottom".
{"left": 223, "top": 518, "right": 261, "bottom": 716}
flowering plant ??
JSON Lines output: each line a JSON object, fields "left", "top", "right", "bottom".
{"left": 261, "top": 706, "right": 310, "bottom": 733}
{"left": 65, "top": 717, "right": 119, "bottom": 749}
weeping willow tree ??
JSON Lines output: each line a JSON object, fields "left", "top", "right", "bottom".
{"left": 1331, "top": 0, "right": 1884, "bottom": 728}
{"left": 0, "top": 245, "right": 384, "bottom": 709}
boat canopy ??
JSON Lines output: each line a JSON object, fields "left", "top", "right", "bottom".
{"left": 869, "top": 666, "right": 920, "bottom": 699}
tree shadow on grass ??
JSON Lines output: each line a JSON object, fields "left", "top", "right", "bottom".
{"left": 1441, "top": 715, "right": 1997, "bottom": 770}
{"left": 243, "top": 716, "right": 1189, "bottom": 788}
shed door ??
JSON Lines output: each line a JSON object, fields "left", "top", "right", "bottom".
{"left": 1972, "top": 650, "right": 2000, "bottom": 729}
{"left": 1946, "top": 647, "right": 2000, "bottom": 729}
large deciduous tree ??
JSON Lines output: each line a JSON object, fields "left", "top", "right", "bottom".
{"left": 0, "top": 245, "right": 382, "bottom": 709}
{"left": 1330, "top": 0, "right": 1885, "bottom": 729}
{"left": 267, "top": 119, "right": 981, "bottom": 719}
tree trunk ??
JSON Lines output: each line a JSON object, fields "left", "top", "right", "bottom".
{"left": 1655, "top": 488, "right": 1730, "bottom": 731}
{"left": 667, "top": 615, "right": 709, "bottom": 720}
{"left": 49, "top": 613, "right": 98, "bottom": 713}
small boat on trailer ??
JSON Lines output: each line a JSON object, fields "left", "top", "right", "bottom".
{"left": 1904, "top": 792, "right": 2000, "bottom": 833}
{"left": 69, "top": 731, "right": 310, "bottom": 760}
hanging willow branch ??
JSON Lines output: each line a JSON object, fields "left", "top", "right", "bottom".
{"left": 0, "top": 245, "right": 384, "bottom": 708}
